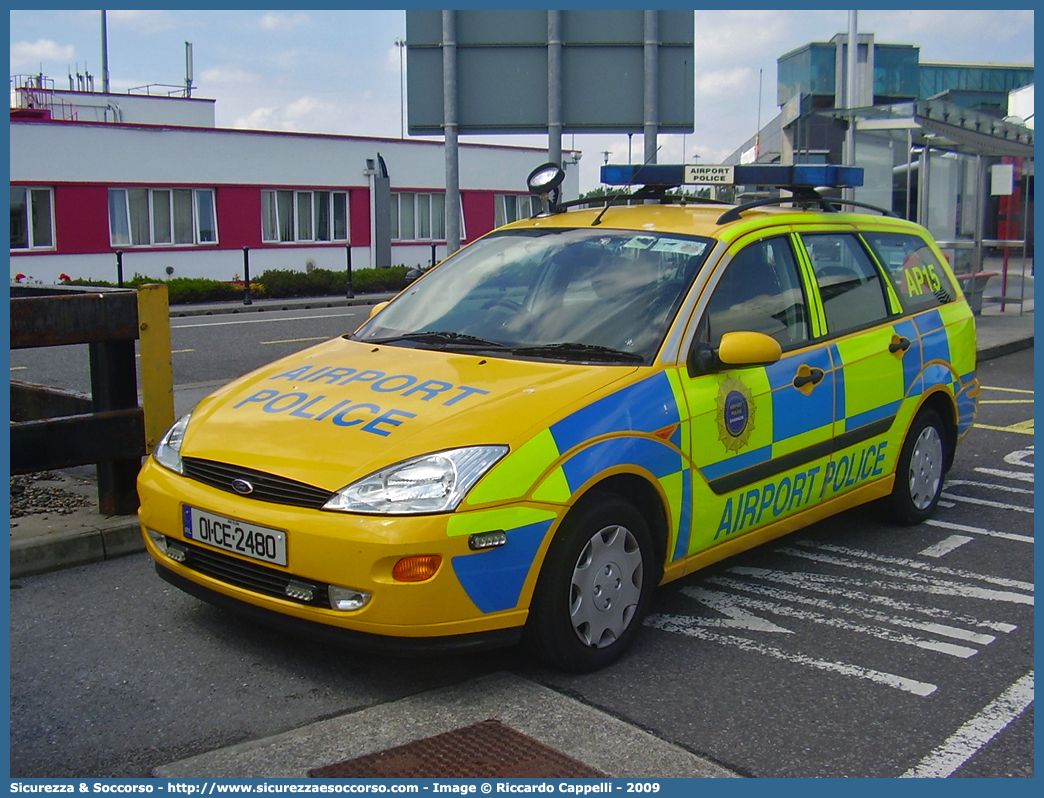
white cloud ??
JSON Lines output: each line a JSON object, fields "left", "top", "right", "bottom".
{"left": 10, "top": 39, "right": 75, "bottom": 69}
{"left": 201, "top": 65, "right": 260, "bottom": 86}
{"left": 259, "top": 13, "right": 310, "bottom": 32}
{"left": 698, "top": 67, "right": 755, "bottom": 98}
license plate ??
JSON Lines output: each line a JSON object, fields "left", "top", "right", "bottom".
{"left": 182, "top": 506, "right": 287, "bottom": 566}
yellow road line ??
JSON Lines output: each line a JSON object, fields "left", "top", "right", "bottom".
{"left": 979, "top": 399, "right": 1035, "bottom": 404}
{"left": 10, "top": 366, "right": 27, "bottom": 371}
{"left": 976, "top": 419, "right": 1034, "bottom": 435}
{"left": 980, "top": 385, "right": 1034, "bottom": 395}
{"left": 261, "top": 336, "right": 329, "bottom": 345}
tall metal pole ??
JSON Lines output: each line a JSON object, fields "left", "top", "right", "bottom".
{"left": 395, "top": 38, "right": 406, "bottom": 138}
{"left": 442, "top": 10, "right": 461, "bottom": 255}
{"left": 643, "top": 10, "right": 659, "bottom": 165}
{"left": 547, "top": 10, "right": 563, "bottom": 168}
{"left": 844, "top": 10, "right": 858, "bottom": 201}
{"left": 100, "top": 10, "right": 110, "bottom": 93}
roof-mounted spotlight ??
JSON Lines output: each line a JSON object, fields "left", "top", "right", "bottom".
{"left": 526, "top": 162, "right": 566, "bottom": 215}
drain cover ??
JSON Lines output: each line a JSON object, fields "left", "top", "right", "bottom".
{"left": 309, "top": 719, "right": 607, "bottom": 778}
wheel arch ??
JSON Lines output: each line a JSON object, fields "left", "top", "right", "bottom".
{"left": 568, "top": 472, "right": 670, "bottom": 584}
{"left": 915, "top": 388, "right": 959, "bottom": 471}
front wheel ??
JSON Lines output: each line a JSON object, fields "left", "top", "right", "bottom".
{"left": 524, "top": 494, "right": 657, "bottom": 672}
{"left": 880, "top": 407, "right": 949, "bottom": 525}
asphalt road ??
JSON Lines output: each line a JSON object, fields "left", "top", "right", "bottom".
{"left": 8, "top": 321, "right": 1034, "bottom": 778}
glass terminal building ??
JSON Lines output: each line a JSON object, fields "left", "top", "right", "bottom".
{"left": 729, "top": 33, "right": 1033, "bottom": 307}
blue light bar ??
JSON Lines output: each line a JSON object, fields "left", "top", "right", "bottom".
{"left": 599, "top": 163, "right": 864, "bottom": 189}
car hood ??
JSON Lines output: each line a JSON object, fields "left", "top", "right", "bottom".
{"left": 179, "top": 336, "right": 638, "bottom": 491}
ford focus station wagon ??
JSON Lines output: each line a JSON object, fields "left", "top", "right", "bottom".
{"left": 138, "top": 163, "right": 979, "bottom": 672}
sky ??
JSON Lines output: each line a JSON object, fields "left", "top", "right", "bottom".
{"left": 9, "top": 8, "right": 1036, "bottom": 194}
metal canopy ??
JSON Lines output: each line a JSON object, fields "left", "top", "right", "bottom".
{"left": 849, "top": 100, "right": 1034, "bottom": 157}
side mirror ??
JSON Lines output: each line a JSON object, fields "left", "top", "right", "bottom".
{"left": 718, "top": 331, "right": 782, "bottom": 367}
{"left": 368, "top": 301, "right": 390, "bottom": 320}
{"left": 687, "top": 331, "right": 782, "bottom": 377}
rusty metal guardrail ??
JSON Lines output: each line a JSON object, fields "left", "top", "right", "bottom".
{"left": 10, "top": 284, "right": 174, "bottom": 515}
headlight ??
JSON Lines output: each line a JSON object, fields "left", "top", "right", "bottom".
{"left": 323, "top": 446, "right": 508, "bottom": 515}
{"left": 153, "top": 412, "right": 192, "bottom": 474}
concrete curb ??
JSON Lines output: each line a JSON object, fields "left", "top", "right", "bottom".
{"left": 168, "top": 294, "right": 393, "bottom": 318}
{"left": 10, "top": 516, "right": 141, "bottom": 579}
{"left": 976, "top": 333, "right": 1034, "bottom": 362}
{"left": 153, "top": 671, "right": 740, "bottom": 778}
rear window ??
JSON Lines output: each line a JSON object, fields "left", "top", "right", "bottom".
{"left": 862, "top": 232, "right": 956, "bottom": 313}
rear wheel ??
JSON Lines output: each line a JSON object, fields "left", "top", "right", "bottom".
{"left": 525, "top": 494, "right": 656, "bottom": 672}
{"left": 881, "top": 407, "right": 948, "bottom": 525}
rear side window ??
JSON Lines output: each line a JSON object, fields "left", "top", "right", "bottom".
{"left": 801, "top": 233, "right": 891, "bottom": 335}
{"left": 862, "top": 232, "right": 956, "bottom": 312}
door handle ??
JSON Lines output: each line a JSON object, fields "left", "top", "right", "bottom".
{"left": 889, "top": 335, "right": 911, "bottom": 355}
{"left": 792, "top": 367, "right": 825, "bottom": 390}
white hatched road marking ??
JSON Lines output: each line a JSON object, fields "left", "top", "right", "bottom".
{"left": 1003, "top": 446, "right": 1033, "bottom": 468}
{"left": 682, "top": 587, "right": 980, "bottom": 658}
{"left": 900, "top": 672, "right": 1034, "bottom": 777}
{"left": 786, "top": 541, "right": 1034, "bottom": 594}
{"left": 644, "top": 615, "right": 938, "bottom": 696}
{"left": 706, "top": 573, "right": 996, "bottom": 645}
{"left": 940, "top": 492, "right": 1033, "bottom": 514}
{"left": 943, "top": 479, "right": 1033, "bottom": 496}
{"left": 925, "top": 518, "right": 1033, "bottom": 545}
{"left": 727, "top": 565, "right": 1017, "bottom": 634}
{"left": 919, "top": 535, "right": 974, "bottom": 558}
{"left": 974, "top": 467, "right": 1033, "bottom": 483}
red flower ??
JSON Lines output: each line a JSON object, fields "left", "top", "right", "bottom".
{"left": 59, "top": 273, "right": 72, "bottom": 283}
{"left": 14, "top": 273, "right": 26, "bottom": 282}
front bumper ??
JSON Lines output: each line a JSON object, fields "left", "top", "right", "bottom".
{"left": 155, "top": 562, "right": 523, "bottom": 655}
{"left": 138, "top": 458, "right": 546, "bottom": 640}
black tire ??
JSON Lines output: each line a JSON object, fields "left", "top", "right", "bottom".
{"left": 880, "top": 407, "right": 949, "bottom": 525}
{"left": 524, "top": 493, "right": 657, "bottom": 672}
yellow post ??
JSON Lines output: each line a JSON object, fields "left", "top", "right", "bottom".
{"left": 136, "top": 284, "right": 175, "bottom": 454}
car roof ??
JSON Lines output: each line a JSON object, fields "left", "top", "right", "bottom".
{"left": 506, "top": 202, "right": 930, "bottom": 245}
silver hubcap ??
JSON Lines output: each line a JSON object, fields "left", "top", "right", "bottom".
{"left": 908, "top": 425, "right": 943, "bottom": 510}
{"left": 569, "top": 524, "right": 643, "bottom": 648}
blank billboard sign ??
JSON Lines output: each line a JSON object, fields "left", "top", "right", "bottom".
{"left": 406, "top": 10, "right": 694, "bottom": 134}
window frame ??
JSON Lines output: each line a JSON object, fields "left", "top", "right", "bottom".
{"left": 261, "top": 188, "right": 349, "bottom": 244}
{"left": 107, "top": 187, "right": 218, "bottom": 248}
{"left": 390, "top": 191, "right": 447, "bottom": 242}
{"left": 11, "top": 186, "right": 56, "bottom": 251}
{"left": 495, "top": 193, "right": 540, "bottom": 228}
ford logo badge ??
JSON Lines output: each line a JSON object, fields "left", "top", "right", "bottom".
{"left": 231, "top": 479, "right": 254, "bottom": 495}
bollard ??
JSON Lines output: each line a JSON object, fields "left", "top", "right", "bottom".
{"left": 242, "top": 246, "right": 252, "bottom": 305}
{"left": 346, "top": 244, "right": 355, "bottom": 298}
{"left": 116, "top": 250, "right": 124, "bottom": 288}
{"left": 431, "top": 242, "right": 437, "bottom": 268}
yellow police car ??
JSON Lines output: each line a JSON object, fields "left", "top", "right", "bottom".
{"left": 138, "top": 162, "right": 979, "bottom": 672}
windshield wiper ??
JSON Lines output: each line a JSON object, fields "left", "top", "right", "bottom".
{"left": 363, "top": 331, "right": 506, "bottom": 350}
{"left": 509, "top": 342, "right": 645, "bottom": 364}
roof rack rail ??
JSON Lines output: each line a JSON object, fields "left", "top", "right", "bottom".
{"left": 716, "top": 191, "right": 898, "bottom": 225}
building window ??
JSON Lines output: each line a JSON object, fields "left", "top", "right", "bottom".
{"left": 495, "top": 194, "right": 540, "bottom": 228}
{"left": 108, "top": 187, "right": 218, "bottom": 247}
{"left": 262, "top": 189, "right": 348, "bottom": 244}
{"left": 391, "top": 192, "right": 445, "bottom": 241}
{"left": 10, "top": 186, "right": 54, "bottom": 250}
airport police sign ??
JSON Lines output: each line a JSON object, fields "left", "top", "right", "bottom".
{"left": 685, "top": 165, "right": 734, "bottom": 185}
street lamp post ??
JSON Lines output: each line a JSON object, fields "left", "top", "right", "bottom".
{"left": 395, "top": 38, "right": 406, "bottom": 139}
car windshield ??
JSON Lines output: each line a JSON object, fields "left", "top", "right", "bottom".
{"left": 353, "top": 228, "right": 713, "bottom": 365}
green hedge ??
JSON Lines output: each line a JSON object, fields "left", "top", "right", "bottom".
{"left": 66, "top": 266, "right": 412, "bottom": 305}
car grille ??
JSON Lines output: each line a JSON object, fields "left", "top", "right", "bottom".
{"left": 171, "top": 537, "right": 332, "bottom": 608}
{"left": 182, "top": 457, "right": 335, "bottom": 510}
